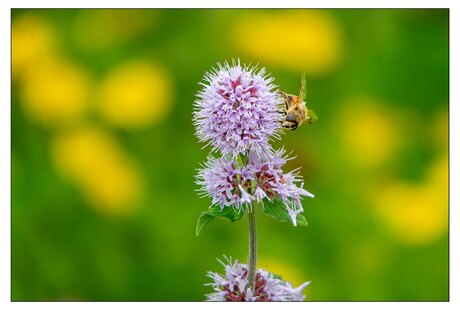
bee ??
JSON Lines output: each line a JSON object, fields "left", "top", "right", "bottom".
{"left": 279, "top": 73, "right": 318, "bottom": 130}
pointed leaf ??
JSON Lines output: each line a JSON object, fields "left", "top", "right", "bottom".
{"left": 196, "top": 212, "right": 216, "bottom": 236}
{"left": 196, "top": 205, "right": 245, "bottom": 236}
{"left": 262, "top": 197, "right": 308, "bottom": 227}
{"left": 296, "top": 214, "right": 308, "bottom": 227}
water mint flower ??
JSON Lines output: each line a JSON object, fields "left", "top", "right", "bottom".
{"left": 196, "top": 149, "right": 313, "bottom": 225}
{"left": 206, "top": 256, "right": 311, "bottom": 301}
{"left": 196, "top": 156, "right": 253, "bottom": 210}
{"left": 247, "top": 149, "right": 314, "bottom": 226}
{"left": 193, "top": 60, "right": 282, "bottom": 158}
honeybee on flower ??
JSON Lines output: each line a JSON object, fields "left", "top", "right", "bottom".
{"left": 279, "top": 73, "right": 318, "bottom": 131}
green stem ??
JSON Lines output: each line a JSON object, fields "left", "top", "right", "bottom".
{"left": 247, "top": 204, "right": 257, "bottom": 292}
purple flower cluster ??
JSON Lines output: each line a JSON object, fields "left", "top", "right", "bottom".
{"left": 196, "top": 149, "right": 313, "bottom": 226}
{"left": 195, "top": 61, "right": 315, "bottom": 301}
{"left": 194, "top": 60, "right": 313, "bottom": 225}
{"left": 194, "top": 60, "right": 282, "bottom": 158}
{"left": 206, "top": 256, "right": 310, "bottom": 301}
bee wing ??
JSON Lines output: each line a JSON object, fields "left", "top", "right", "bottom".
{"left": 299, "top": 72, "right": 307, "bottom": 102}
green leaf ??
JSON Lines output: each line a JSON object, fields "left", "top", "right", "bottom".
{"left": 262, "top": 197, "right": 308, "bottom": 227}
{"left": 195, "top": 212, "right": 216, "bottom": 237}
{"left": 296, "top": 214, "right": 308, "bottom": 226}
{"left": 196, "top": 205, "right": 245, "bottom": 236}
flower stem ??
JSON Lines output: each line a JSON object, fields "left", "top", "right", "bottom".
{"left": 247, "top": 204, "right": 257, "bottom": 292}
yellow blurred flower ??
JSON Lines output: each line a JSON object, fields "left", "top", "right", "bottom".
{"left": 232, "top": 10, "right": 342, "bottom": 75}
{"left": 337, "top": 98, "right": 401, "bottom": 168}
{"left": 375, "top": 176, "right": 447, "bottom": 246}
{"left": 12, "top": 14, "right": 57, "bottom": 78}
{"left": 428, "top": 108, "right": 448, "bottom": 151}
{"left": 51, "top": 127, "right": 144, "bottom": 215}
{"left": 425, "top": 152, "right": 448, "bottom": 206}
{"left": 258, "top": 258, "right": 305, "bottom": 287}
{"left": 73, "top": 9, "right": 158, "bottom": 51}
{"left": 97, "top": 61, "right": 174, "bottom": 128}
{"left": 20, "top": 57, "right": 92, "bottom": 127}
{"left": 357, "top": 103, "right": 447, "bottom": 246}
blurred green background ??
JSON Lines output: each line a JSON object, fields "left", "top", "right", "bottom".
{"left": 11, "top": 9, "right": 448, "bottom": 301}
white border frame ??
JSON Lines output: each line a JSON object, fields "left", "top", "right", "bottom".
{"left": 2, "top": 1, "right": 457, "bottom": 309}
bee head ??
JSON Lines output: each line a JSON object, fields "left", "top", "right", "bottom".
{"left": 285, "top": 114, "right": 296, "bottom": 123}
{"left": 282, "top": 114, "right": 298, "bottom": 130}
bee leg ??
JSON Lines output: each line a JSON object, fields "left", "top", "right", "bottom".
{"left": 277, "top": 109, "right": 287, "bottom": 125}
{"left": 279, "top": 91, "right": 292, "bottom": 110}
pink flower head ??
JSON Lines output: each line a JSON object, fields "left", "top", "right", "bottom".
{"left": 206, "top": 256, "right": 311, "bottom": 301}
{"left": 194, "top": 60, "right": 282, "bottom": 158}
{"left": 196, "top": 149, "right": 313, "bottom": 224}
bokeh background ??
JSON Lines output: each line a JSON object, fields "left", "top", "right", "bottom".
{"left": 11, "top": 9, "right": 448, "bottom": 301}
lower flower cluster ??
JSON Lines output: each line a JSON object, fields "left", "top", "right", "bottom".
{"left": 196, "top": 149, "right": 313, "bottom": 225}
{"left": 206, "top": 257, "right": 310, "bottom": 301}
